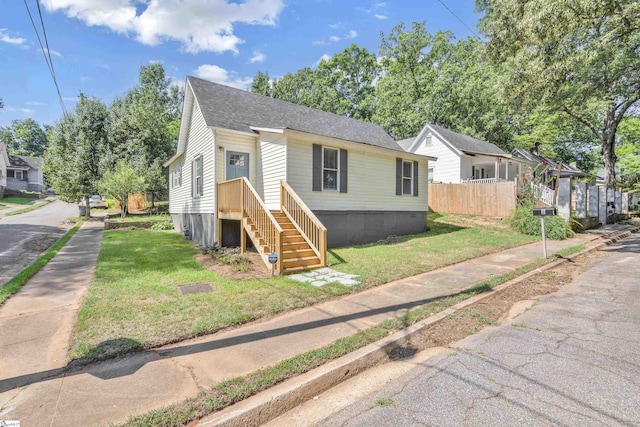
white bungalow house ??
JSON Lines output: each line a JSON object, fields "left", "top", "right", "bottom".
{"left": 165, "top": 77, "right": 435, "bottom": 274}
{"left": 398, "top": 124, "right": 528, "bottom": 184}
{"left": 6, "top": 155, "right": 45, "bottom": 193}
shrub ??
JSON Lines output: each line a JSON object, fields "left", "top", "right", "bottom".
{"left": 151, "top": 220, "right": 174, "bottom": 231}
{"left": 508, "top": 201, "right": 573, "bottom": 240}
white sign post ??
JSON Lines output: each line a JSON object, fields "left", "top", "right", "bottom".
{"left": 533, "top": 208, "right": 556, "bottom": 259}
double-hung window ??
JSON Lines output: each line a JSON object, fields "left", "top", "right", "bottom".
{"left": 396, "top": 158, "right": 418, "bottom": 197}
{"left": 313, "top": 144, "right": 347, "bottom": 193}
{"left": 171, "top": 166, "right": 182, "bottom": 188}
{"left": 15, "top": 170, "right": 24, "bottom": 180}
{"left": 192, "top": 156, "right": 203, "bottom": 197}
{"left": 323, "top": 147, "right": 339, "bottom": 190}
{"left": 402, "top": 161, "right": 413, "bottom": 195}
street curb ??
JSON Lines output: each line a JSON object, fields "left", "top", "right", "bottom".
{"left": 197, "top": 226, "right": 639, "bottom": 426}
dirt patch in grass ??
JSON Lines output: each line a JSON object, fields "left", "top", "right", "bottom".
{"left": 415, "top": 249, "right": 607, "bottom": 347}
{"left": 196, "top": 251, "right": 271, "bottom": 280}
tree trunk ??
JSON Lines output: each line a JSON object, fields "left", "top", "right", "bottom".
{"left": 601, "top": 106, "right": 618, "bottom": 188}
{"left": 85, "top": 198, "right": 91, "bottom": 218}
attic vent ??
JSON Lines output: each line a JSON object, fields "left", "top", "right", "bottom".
{"left": 424, "top": 134, "right": 433, "bottom": 146}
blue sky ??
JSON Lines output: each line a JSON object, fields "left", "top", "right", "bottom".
{"left": 0, "top": 0, "right": 480, "bottom": 127}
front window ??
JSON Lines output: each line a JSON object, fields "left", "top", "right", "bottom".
{"left": 323, "top": 147, "right": 339, "bottom": 190}
{"left": 402, "top": 161, "right": 413, "bottom": 195}
{"left": 15, "top": 170, "right": 23, "bottom": 180}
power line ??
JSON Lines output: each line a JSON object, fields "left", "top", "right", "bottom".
{"left": 23, "top": 0, "right": 67, "bottom": 115}
{"left": 436, "top": 0, "right": 480, "bottom": 40}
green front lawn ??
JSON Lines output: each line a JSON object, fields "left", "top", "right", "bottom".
{"left": 71, "top": 213, "right": 538, "bottom": 361}
{"left": 1, "top": 196, "right": 39, "bottom": 205}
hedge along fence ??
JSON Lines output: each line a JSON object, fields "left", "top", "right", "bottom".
{"left": 428, "top": 181, "right": 517, "bottom": 217}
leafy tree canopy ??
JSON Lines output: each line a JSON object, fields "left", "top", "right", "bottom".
{"left": 0, "top": 118, "right": 48, "bottom": 157}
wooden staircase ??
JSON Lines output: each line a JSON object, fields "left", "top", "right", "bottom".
{"left": 271, "top": 211, "right": 323, "bottom": 274}
{"left": 218, "top": 177, "right": 327, "bottom": 275}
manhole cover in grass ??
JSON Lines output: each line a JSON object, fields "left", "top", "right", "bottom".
{"left": 179, "top": 283, "right": 216, "bottom": 295}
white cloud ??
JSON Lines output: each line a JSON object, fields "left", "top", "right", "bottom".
{"left": 62, "top": 96, "right": 80, "bottom": 102}
{"left": 374, "top": 14, "right": 388, "bottom": 20}
{"left": 149, "top": 59, "right": 164, "bottom": 64}
{"left": 79, "top": 76, "right": 92, "bottom": 81}
{"left": 312, "top": 39, "right": 327, "bottom": 46}
{"left": 249, "top": 50, "right": 266, "bottom": 63}
{"left": 0, "top": 106, "right": 17, "bottom": 113}
{"left": 329, "top": 35, "right": 340, "bottom": 42}
{"left": 328, "top": 22, "right": 345, "bottom": 29}
{"left": 321, "top": 29, "right": 357, "bottom": 44}
{"left": 194, "top": 64, "right": 252, "bottom": 89}
{"left": 0, "top": 29, "right": 26, "bottom": 45}
{"left": 41, "top": 48, "right": 63, "bottom": 57}
{"left": 21, "top": 108, "right": 36, "bottom": 114}
{"left": 346, "top": 30, "right": 357, "bottom": 39}
{"left": 26, "top": 101, "right": 47, "bottom": 106}
{"left": 312, "top": 53, "right": 331, "bottom": 68}
{"left": 43, "top": 0, "right": 285, "bottom": 54}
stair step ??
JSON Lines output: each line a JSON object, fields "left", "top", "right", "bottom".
{"left": 283, "top": 229, "right": 301, "bottom": 236}
{"left": 283, "top": 241, "right": 311, "bottom": 250}
{"left": 282, "top": 256, "right": 321, "bottom": 268}
{"left": 283, "top": 235, "right": 306, "bottom": 243}
{"left": 283, "top": 249, "right": 316, "bottom": 259}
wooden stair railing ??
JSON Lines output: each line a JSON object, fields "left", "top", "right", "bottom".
{"left": 280, "top": 180, "right": 327, "bottom": 267}
{"left": 218, "top": 178, "right": 283, "bottom": 273}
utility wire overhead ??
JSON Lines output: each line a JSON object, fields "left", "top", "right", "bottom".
{"left": 437, "top": 0, "right": 480, "bottom": 39}
{"left": 23, "top": 0, "right": 67, "bottom": 115}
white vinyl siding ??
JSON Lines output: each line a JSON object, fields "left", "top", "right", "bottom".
{"left": 413, "top": 133, "right": 462, "bottom": 183}
{"left": 215, "top": 131, "right": 257, "bottom": 185}
{"left": 168, "top": 100, "right": 215, "bottom": 214}
{"left": 257, "top": 132, "right": 286, "bottom": 210}
{"left": 286, "top": 138, "right": 427, "bottom": 211}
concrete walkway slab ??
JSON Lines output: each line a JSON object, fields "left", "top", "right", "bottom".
{"left": 0, "top": 224, "right": 629, "bottom": 426}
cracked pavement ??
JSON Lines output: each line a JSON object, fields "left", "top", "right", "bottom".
{"left": 316, "top": 232, "right": 640, "bottom": 427}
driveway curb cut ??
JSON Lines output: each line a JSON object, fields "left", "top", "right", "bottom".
{"left": 197, "top": 226, "right": 639, "bottom": 427}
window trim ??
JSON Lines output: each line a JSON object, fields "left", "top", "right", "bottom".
{"left": 402, "top": 160, "right": 414, "bottom": 196}
{"left": 322, "top": 146, "right": 340, "bottom": 191}
{"left": 14, "top": 170, "right": 24, "bottom": 180}
{"left": 193, "top": 155, "right": 203, "bottom": 198}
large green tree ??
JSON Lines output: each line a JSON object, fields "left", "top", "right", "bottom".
{"left": 477, "top": 0, "right": 640, "bottom": 187}
{"left": 44, "top": 94, "right": 109, "bottom": 210}
{"left": 107, "top": 63, "right": 183, "bottom": 204}
{"left": 0, "top": 118, "right": 48, "bottom": 157}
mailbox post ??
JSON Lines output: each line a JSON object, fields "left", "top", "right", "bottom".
{"left": 268, "top": 252, "right": 278, "bottom": 276}
{"left": 532, "top": 207, "right": 556, "bottom": 258}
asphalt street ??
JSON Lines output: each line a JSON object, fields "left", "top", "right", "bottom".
{"left": 315, "top": 232, "right": 640, "bottom": 427}
{"left": 0, "top": 200, "right": 78, "bottom": 285}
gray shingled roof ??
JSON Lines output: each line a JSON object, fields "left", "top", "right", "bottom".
{"left": 8, "top": 155, "right": 42, "bottom": 170}
{"left": 188, "top": 76, "right": 404, "bottom": 152}
{"left": 395, "top": 137, "right": 416, "bottom": 151}
{"left": 430, "top": 124, "right": 507, "bottom": 156}
{"left": 511, "top": 148, "right": 585, "bottom": 176}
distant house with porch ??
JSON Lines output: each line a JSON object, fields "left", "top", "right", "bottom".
{"left": 398, "top": 124, "right": 527, "bottom": 184}
{"left": 165, "top": 76, "right": 435, "bottom": 275}
{"left": 6, "top": 155, "right": 45, "bottom": 193}
{"left": 511, "top": 146, "right": 587, "bottom": 184}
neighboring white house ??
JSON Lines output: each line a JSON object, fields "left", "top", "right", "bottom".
{"left": 165, "top": 77, "right": 435, "bottom": 274}
{"left": 0, "top": 143, "right": 9, "bottom": 198}
{"left": 6, "top": 155, "right": 45, "bottom": 193}
{"left": 398, "top": 124, "right": 528, "bottom": 184}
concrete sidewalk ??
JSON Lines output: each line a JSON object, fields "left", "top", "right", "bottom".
{"left": 0, "top": 227, "right": 623, "bottom": 426}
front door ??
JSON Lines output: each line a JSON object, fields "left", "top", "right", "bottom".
{"left": 226, "top": 151, "right": 250, "bottom": 180}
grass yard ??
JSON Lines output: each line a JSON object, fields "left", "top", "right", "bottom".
{"left": 1, "top": 196, "right": 39, "bottom": 205}
{"left": 327, "top": 213, "right": 538, "bottom": 286}
{"left": 71, "top": 213, "right": 538, "bottom": 362}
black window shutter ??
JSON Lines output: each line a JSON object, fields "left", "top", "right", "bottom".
{"left": 312, "top": 144, "right": 322, "bottom": 191}
{"left": 339, "top": 149, "right": 348, "bottom": 193}
{"left": 396, "top": 158, "right": 402, "bottom": 195}
{"left": 413, "top": 161, "right": 419, "bottom": 196}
